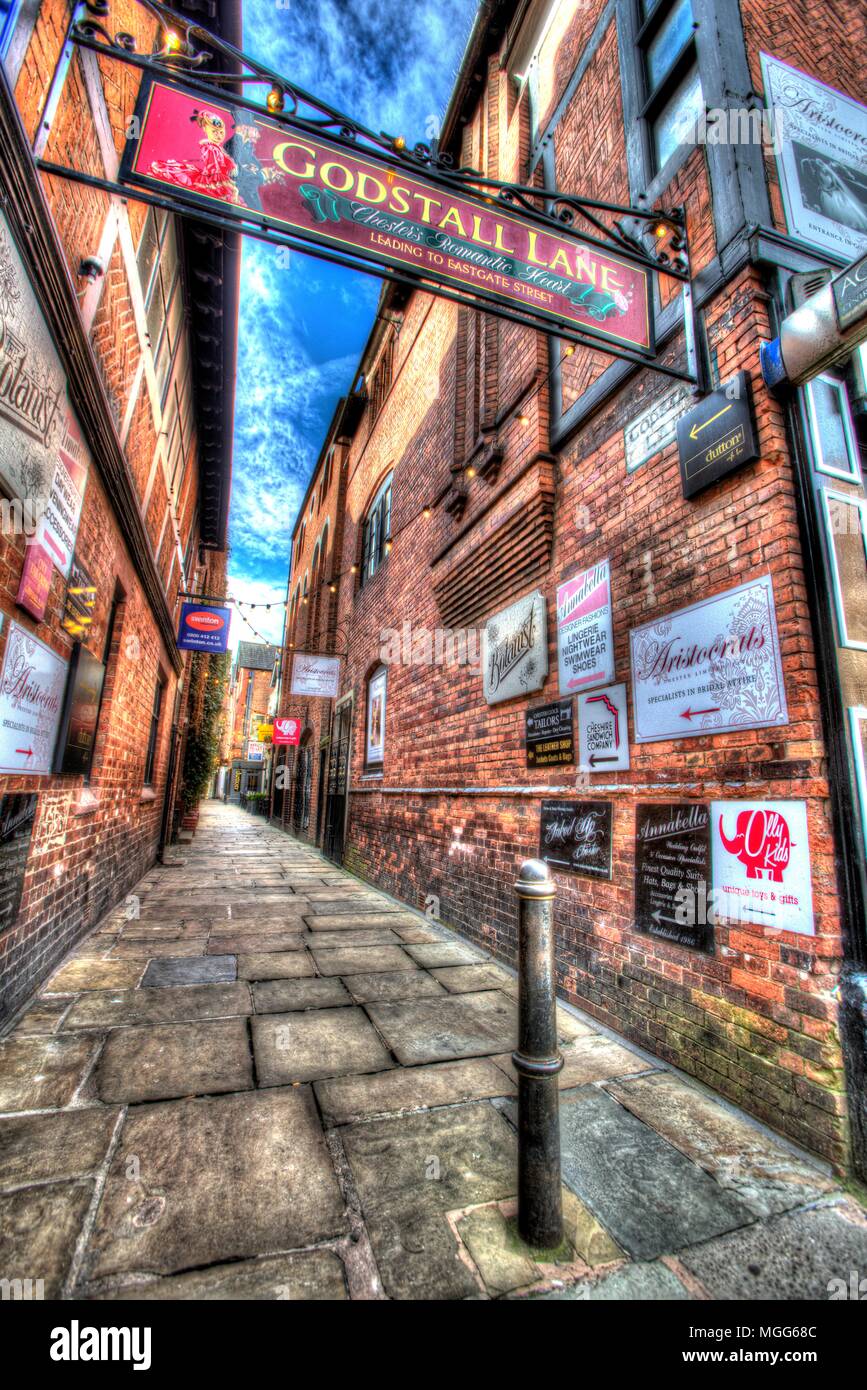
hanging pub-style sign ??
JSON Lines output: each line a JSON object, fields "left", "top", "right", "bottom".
{"left": 119, "top": 77, "right": 653, "bottom": 358}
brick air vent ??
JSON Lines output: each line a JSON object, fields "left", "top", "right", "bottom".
{"left": 432, "top": 488, "right": 555, "bottom": 630}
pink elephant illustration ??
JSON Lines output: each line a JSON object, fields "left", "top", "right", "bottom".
{"left": 718, "top": 808, "right": 791, "bottom": 882}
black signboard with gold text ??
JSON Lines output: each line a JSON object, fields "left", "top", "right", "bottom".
{"left": 635, "top": 802, "right": 712, "bottom": 953}
{"left": 677, "top": 372, "right": 758, "bottom": 498}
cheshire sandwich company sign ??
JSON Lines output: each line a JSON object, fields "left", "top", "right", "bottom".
{"left": 121, "top": 78, "right": 653, "bottom": 356}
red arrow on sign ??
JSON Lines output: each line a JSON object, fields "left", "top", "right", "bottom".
{"left": 15, "top": 747, "right": 33, "bottom": 756}
{"left": 680, "top": 706, "right": 720, "bottom": 721}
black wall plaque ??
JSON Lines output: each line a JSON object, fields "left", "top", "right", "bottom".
{"left": 526, "top": 698, "right": 574, "bottom": 767}
{"left": 677, "top": 371, "right": 759, "bottom": 498}
{"left": 0, "top": 793, "right": 37, "bottom": 934}
{"left": 539, "top": 799, "right": 612, "bottom": 879}
{"left": 54, "top": 643, "right": 106, "bottom": 777}
{"left": 635, "top": 802, "right": 712, "bottom": 953}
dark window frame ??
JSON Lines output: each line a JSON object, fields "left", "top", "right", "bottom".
{"left": 634, "top": 0, "right": 701, "bottom": 178}
{"left": 143, "top": 674, "right": 166, "bottom": 786}
{"left": 360, "top": 473, "right": 392, "bottom": 588}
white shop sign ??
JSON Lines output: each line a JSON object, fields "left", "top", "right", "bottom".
{"left": 578, "top": 682, "right": 630, "bottom": 772}
{"left": 246, "top": 740, "right": 265, "bottom": 762}
{"left": 482, "top": 589, "right": 547, "bottom": 705}
{"left": 712, "top": 800, "right": 814, "bottom": 936}
{"left": 0, "top": 620, "right": 67, "bottom": 774}
{"left": 629, "top": 575, "right": 788, "bottom": 742}
{"left": 556, "top": 560, "right": 614, "bottom": 697}
{"left": 624, "top": 384, "right": 691, "bottom": 473}
{"left": 290, "top": 652, "right": 341, "bottom": 698}
{"left": 761, "top": 54, "right": 867, "bottom": 263}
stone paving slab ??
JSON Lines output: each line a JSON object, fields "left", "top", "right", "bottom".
{"left": 493, "top": 1034, "right": 650, "bottom": 1089}
{"left": 0, "top": 1034, "right": 96, "bottom": 1111}
{"left": 310, "top": 944, "right": 414, "bottom": 976}
{"left": 109, "top": 939, "right": 208, "bottom": 959}
{"left": 252, "top": 977, "right": 354, "bottom": 1014}
{"left": 391, "top": 925, "right": 443, "bottom": 943}
{"left": 305, "top": 912, "right": 419, "bottom": 931}
{"left": 142, "top": 955, "right": 236, "bottom": 988}
{"left": 208, "top": 932, "right": 305, "bottom": 955}
{"left": 305, "top": 900, "right": 404, "bottom": 916}
{"left": 0, "top": 1107, "right": 119, "bottom": 1190}
{"left": 403, "top": 942, "right": 486, "bottom": 968}
{"left": 605, "top": 1071, "right": 835, "bottom": 1218}
{"left": 679, "top": 1201, "right": 867, "bottom": 1299}
{"left": 431, "top": 964, "right": 516, "bottom": 993}
{"left": 96, "top": 1019, "right": 253, "bottom": 1103}
{"left": 62, "top": 982, "right": 252, "bottom": 1030}
{"left": 98, "top": 1249, "right": 348, "bottom": 1300}
{"left": 9, "top": 998, "right": 70, "bottom": 1035}
{"left": 315, "top": 1056, "right": 516, "bottom": 1125}
{"left": 237, "top": 952, "right": 315, "bottom": 981}
{"left": 342, "top": 970, "right": 447, "bottom": 1003}
{"left": 84, "top": 1087, "right": 348, "bottom": 1280}
{"left": 0, "top": 1179, "right": 95, "bottom": 1297}
{"left": 366, "top": 990, "right": 517, "bottom": 1065}
{"left": 252, "top": 1006, "right": 394, "bottom": 1085}
{"left": 341, "top": 1104, "right": 518, "bottom": 1299}
{"left": 532, "top": 1261, "right": 691, "bottom": 1300}
{"left": 45, "top": 958, "right": 145, "bottom": 993}
{"left": 303, "top": 928, "right": 401, "bottom": 948}
{"left": 550, "top": 1086, "right": 754, "bottom": 1261}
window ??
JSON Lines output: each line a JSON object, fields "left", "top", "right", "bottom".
{"left": 0, "top": 0, "right": 21, "bottom": 57}
{"left": 368, "top": 332, "right": 396, "bottom": 421}
{"left": 365, "top": 666, "right": 387, "bottom": 769}
{"left": 137, "top": 209, "right": 184, "bottom": 405}
{"left": 636, "top": 0, "right": 703, "bottom": 175}
{"left": 360, "top": 472, "right": 392, "bottom": 586}
{"left": 805, "top": 372, "right": 861, "bottom": 483}
{"left": 143, "top": 675, "right": 166, "bottom": 785}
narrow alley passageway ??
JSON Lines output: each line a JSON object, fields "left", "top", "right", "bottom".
{"left": 1, "top": 801, "right": 866, "bottom": 1301}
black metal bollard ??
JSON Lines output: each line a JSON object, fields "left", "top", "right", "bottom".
{"left": 512, "top": 858, "right": 563, "bottom": 1248}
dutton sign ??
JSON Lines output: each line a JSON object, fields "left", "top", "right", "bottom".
{"left": 121, "top": 78, "right": 653, "bottom": 356}
{"left": 177, "top": 602, "right": 231, "bottom": 653}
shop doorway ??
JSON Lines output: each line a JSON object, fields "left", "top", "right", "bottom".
{"left": 323, "top": 696, "right": 352, "bottom": 863}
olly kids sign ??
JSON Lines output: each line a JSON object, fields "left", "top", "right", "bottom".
{"left": 122, "top": 79, "right": 652, "bottom": 356}
{"left": 177, "top": 602, "right": 231, "bottom": 653}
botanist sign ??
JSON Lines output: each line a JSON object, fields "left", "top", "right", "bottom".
{"left": 122, "top": 78, "right": 653, "bottom": 355}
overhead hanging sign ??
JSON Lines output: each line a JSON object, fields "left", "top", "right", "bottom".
{"left": 273, "top": 716, "right": 301, "bottom": 746}
{"left": 177, "top": 602, "right": 231, "bottom": 653}
{"left": 290, "top": 653, "right": 340, "bottom": 698}
{"left": 556, "top": 560, "right": 614, "bottom": 696}
{"left": 630, "top": 575, "right": 789, "bottom": 742}
{"left": 121, "top": 77, "right": 654, "bottom": 356}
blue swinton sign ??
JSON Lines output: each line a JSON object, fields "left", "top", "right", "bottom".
{"left": 177, "top": 602, "right": 231, "bottom": 653}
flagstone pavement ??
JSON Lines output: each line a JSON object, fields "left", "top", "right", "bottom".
{"left": 2, "top": 800, "right": 866, "bottom": 1301}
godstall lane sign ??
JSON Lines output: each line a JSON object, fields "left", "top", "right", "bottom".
{"left": 121, "top": 77, "right": 653, "bottom": 356}
{"left": 629, "top": 575, "right": 788, "bottom": 743}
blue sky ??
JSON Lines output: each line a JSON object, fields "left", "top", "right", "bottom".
{"left": 227, "top": 0, "right": 478, "bottom": 650}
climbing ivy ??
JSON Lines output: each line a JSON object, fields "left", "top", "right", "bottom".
{"left": 181, "top": 650, "right": 230, "bottom": 811}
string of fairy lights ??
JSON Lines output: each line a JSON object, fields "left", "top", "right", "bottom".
{"left": 227, "top": 337, "right": 588, "bottom": 649}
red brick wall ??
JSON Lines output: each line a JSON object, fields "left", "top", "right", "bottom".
{"left": 0, "top": 0, "right": 219, "bottom": 1023}
{"left": 313, "top": 1, "right": 859, "bottom": 1167}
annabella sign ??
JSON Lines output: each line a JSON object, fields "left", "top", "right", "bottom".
{"left": 122, "top": 78, "right": 652, "bottom": 354}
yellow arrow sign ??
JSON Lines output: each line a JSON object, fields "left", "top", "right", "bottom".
{"left": 689, "top": 403, "right": 733, "bottom": 441}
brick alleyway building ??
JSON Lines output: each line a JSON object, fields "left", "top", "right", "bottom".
{"left": 0, "top": 0, "right": 239, "bottom": 1022}
{"left": 278, "top": 0, "right": 867, "bottom": 1179}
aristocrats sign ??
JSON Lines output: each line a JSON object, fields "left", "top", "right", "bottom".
{"left": 482, "top": 590, "right": 547, "bottom": 705}
{"left": 290, "top": 653, "right": 341, "bottom": 698}
{"left": 629, "top": 575, "right": 788, "bottom": 742}
{"left": 121, "top": 78, "right": 653, "bottom": 355}
{"left": 0, "top": 621, "right": 67, "bottom": 775}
